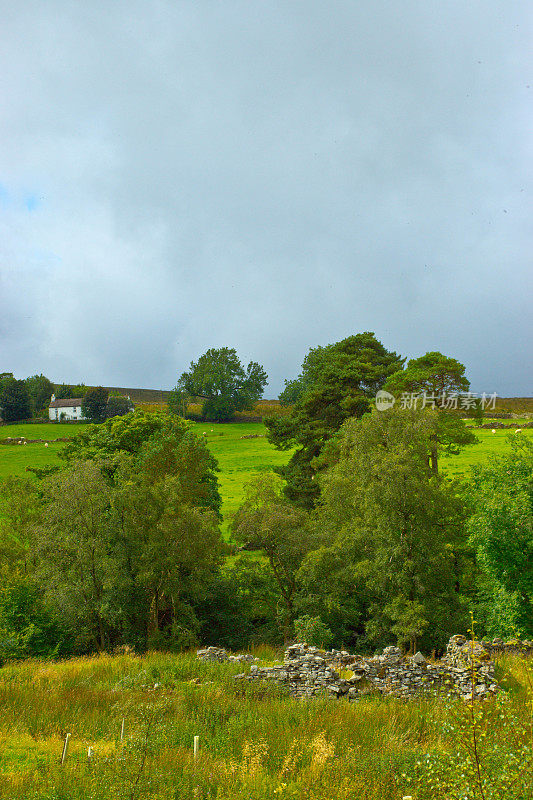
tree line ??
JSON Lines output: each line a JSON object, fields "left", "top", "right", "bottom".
{"left": 0, "top": 333, "right": 531, "bottom": 658}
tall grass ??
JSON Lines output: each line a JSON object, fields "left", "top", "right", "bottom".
{"left": 0, "top": 649, "right": 531, "bottom": 799}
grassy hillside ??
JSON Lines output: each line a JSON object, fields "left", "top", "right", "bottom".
{"left": 0, "top": 421, "right": 291, "bottom": 537}
{"left": 441, "top": 425, "right": 533, "bottom": 478}
{"left": 1, "top": 419, "right": 533, "bottom": 536}
{"left": 0, "top": 423, "right": 91, "bottom": 481}
{"left": 0, "top": 648, "right": 530, "bottom": 800}
{"left": 185, "top": 422, "right": 292, "bottom": 532}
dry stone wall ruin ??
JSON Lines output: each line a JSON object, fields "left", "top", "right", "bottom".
{"left": 197, "top": 635, "right": 533, "bottom": 701}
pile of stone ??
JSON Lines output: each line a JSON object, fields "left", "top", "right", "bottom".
{"left": 232, "top": 637, "right": 499, "bottom": 701}
{"left": 481, "top": 637, "right": 533, "bottom": 656}
{"left": 196, "top": 646, "right": 256, "bottom": 664}
{"left": 441, "top": 635, "right": 499, "bottom": 700}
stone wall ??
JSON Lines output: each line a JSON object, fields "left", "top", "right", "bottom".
{"left": 198, "top": 636, "right": 513, "bottom": 701}
{"left": 481, "top": 638, "right": 533, "bottom": 656}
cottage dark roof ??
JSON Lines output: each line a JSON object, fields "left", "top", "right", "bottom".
{"left": 49, "top": 398, "right": 83, "bottom": 408}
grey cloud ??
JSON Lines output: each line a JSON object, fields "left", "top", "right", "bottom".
{"left": 0, "top": 1, "right": 531, "bottom": 394}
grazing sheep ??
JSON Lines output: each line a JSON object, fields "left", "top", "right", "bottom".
{"left": 515, "top": 429, "right": 522, "bottom": 433}
{"left": 44, "top": 442, "right": 49, "bottom": 447}
{"left": 491, "top": 429, "right": 496, "bottom": 434}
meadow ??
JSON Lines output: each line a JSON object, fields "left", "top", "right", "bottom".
{"left": 441, "top": 422, "right": 533, "bottom": 478}
{"left": 0, "top": 421, "right": 290, "bottom": 537}
{"left": 1, "top": 418, "right": 532, "bottom": 536}
{"left": 1, "top": 418, "right": 532, "bottom": 797}
{"left": 0, "top": 647, "right": 530, "bottom": 799}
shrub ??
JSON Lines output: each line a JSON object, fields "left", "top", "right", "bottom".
{"left": 294, "top": 616, "right": 333, "bottom": 648}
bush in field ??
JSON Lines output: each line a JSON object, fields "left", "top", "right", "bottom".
{"left": 294, "top": 615, "right": 333, "bottom": 648}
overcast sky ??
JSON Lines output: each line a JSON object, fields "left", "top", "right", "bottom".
{"left": 1, "top": 1, "right": 531, "bottom": 396}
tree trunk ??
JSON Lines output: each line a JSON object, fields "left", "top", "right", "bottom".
{"left": 149, "top": 590, "right": 159, "bottom": 635}
{"left": 430, "top": 434, "right": 439, "bottom": 475}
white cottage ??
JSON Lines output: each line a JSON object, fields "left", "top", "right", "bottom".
{"left": 48, "top": 394, "right": 86, "bottom": 422}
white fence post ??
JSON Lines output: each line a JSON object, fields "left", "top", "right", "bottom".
{"left": 61, "top": 733, "right": 71, "bottom": 765}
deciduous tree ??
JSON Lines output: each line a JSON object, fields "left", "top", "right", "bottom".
{"left": 0, "top": 377, "right": 31, "bottom": 422}
{"left": 54, "top": 382, "right": 87, "bottom": 399}
{"left": 35, "top": 461, "right": 114, "bottom": 651}
{"left": 175, "top": 347, "right": 267, "bottom": 421}
{"left": 81, "top": 386, "right": 109, "bottom": 421}
{"left": 468, "top": 438, "right": 533, "bottom": 637}
{"left": 61, "top": 410, "right": 221, "bottom": 517}
{"left": 111, "top": 469, "right": 223, "bottom": 647}
{"left": 299, "top": 408, "right": 470, "bottom": 651}
{"left": 25, "top": 374, "right": 54, "bottom": 415}
{"left": 105, "top": 394, "right": 134, "bottom": 418}
{"left": 231, "top": 474, "right": 315, "bottom": 640}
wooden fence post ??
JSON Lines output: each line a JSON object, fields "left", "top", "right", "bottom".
{"left": 61, "top": 733, "right": 71, "bottom": 765}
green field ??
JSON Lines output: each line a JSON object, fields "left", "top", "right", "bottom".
{"left": 441, "top": 424, "right": 533, "bottom": 478}
{"left": 185, "top": 422, "right": 292, "bottom": 533}
{"left": 1, "top": 419, "right": 532, "bottom": 536}
{"left": 0, "top": 421, "right": 291, "bottom": 537}
{"left": 0, "top": 648, "right": 530, "bottom": 800}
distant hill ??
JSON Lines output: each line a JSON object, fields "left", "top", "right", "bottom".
{"left": 59, "top": 384, "right": 533, "bottom": 415}
{"left": 102, "top": 386, "right": 172, "bottom": 403}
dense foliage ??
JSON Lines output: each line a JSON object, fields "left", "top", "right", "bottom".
{"left": 105, "top": 393, "right": 134, "bottom": 418}
{"left": 54, "top": 382, "right": 88, "bottom": 399}
{"left": 469, "top": 438, "right": 533, "bottom": 637}
{"left": 384, "top": 350, "right": 471, "bottom": 397}
{"left": 232, "top": 474, "right": 317, "bottom": 639}
{"left": 299, "top": 409, "right": 471, "bottom": 651}
{"left": 0, "top": 375, "right": 31, "bottom": 422}
{"left": 267, "top": 332, "right": 404, "bottom": 507}
{"left": 24, "top": 374, "right": 54, "bottom": 415}
{"left": 81, "top": 386, "right": 109, "bottom": 421}
{"left": 1, "top": 337, "right": 531, "bottom": 658}
{"left": 0, "top": 412, "right": 224, "bottom": 655}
